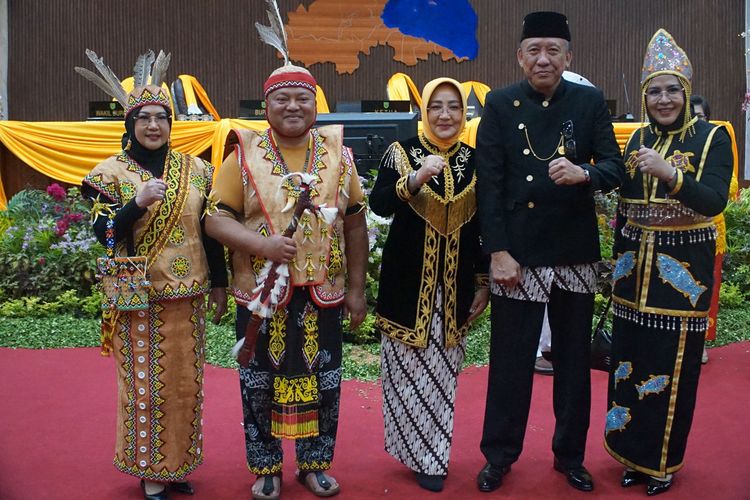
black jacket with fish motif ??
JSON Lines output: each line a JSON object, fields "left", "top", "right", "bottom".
{"left": 612, "top": 119, "right": 732, "bottom": 323}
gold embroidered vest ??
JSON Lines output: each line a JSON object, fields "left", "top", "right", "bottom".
{"left": 228, "top": 126, "right": 354, "bottom": 308}
{"left": 85, "top": 151, "right": 211, "bottom": 300}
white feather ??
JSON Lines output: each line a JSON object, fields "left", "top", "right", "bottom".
{"left": 231, "top": 338, "right": 246, "bottom": 359}
{"left": 319, "top": 207, "right": 339, "bottom": 225}
{"left": 255, "top": 0, "right": 289, "bottom": 65}
{"left": 150, "top": 50, "right": 172, "bottom": 87}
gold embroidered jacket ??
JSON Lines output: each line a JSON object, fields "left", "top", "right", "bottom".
{"left": 84, "top": 151, "right": 213, "bottom": 300}
{"left": 612, "top": 119, "right": 733, "bottom": 330}
{"left": 370, "top": 135, "right": 488, "bottom": 348}
{"left": 224, "top": 126, "right": 355, "bottom": 309}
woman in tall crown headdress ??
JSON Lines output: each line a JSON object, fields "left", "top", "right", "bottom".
{"left": 78, "top": 50, "right": 227, "bottom": 500}
{"left": 603, "top": 30, "right": 732, "bottom": 495}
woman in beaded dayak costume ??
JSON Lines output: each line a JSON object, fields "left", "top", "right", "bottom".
{"left": 78, "top": 50, "right": 227, "bottom": 500}
{"left": 369, "top": 78, "right": 489, "bottom": 493}
{"left": 603, "top": 30, "right": 732, "bottom": 495}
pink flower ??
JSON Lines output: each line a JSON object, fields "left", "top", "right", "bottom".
{"left": 38, "top": 257, "right": 46, "bottom": 266}
{"left": 55, "top": 219, "right": 69, "bottom": 237}
{"left": 47, "top": 183, "right": 67, "bottom": 202}
{"left": 67, "top": 212, "right": 84, "bottom": 223}
{"left": 742, "top": 91, "right": 750, "bottom": 113}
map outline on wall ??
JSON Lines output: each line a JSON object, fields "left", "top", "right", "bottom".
{"left": 285, "top": 0, "right": 479, "bottom": 74}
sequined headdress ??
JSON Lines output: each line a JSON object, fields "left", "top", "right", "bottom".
{"left": 641, "top": 29, "right": 692, "bottom": 84}
{"left": 639, "top": 29, "right": 693, "bottom": 138}
{"left": 75, "top": 49, "right": 173, "bottom": 116}
{"left": 256, "top": 0, "right": 317, "bottom": 99}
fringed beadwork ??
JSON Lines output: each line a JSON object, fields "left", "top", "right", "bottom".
{"left": 621, "top": 223, "right": 716, "bottom": 246}
{"left": 613, "top": 302, "right": 708, "bottom": 332}
{"left": 620, "top": 202, "right": 712, "bottom": 226}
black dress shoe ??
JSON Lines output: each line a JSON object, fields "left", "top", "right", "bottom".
{"left": 553, "top": 459, "right": 594, "bottom": 492}
{"left": 477, "top": 463, "right": 511, "bottom": 492}
{"left": 140, "top": 479, "right": 168, "bottom": 500}
{"left": 647, "top": 476, "right": 673, "bottom": 496}
{"left": 415, "top": 472, "right": 444, "bottom": 492}
{"left": 170, "top": 481, "right": 194, "bottom": 495}
{"left": 621, "top": 469, "right": 648, "bottom": 488}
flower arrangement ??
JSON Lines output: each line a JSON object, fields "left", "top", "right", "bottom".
{"left": 0, "top": 184, "right": 101, "bottom": 301}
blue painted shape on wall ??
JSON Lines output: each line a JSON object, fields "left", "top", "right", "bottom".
{"left": 381, "top": 0, "right": 479, "bottom": 59}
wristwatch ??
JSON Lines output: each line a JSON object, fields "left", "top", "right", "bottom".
{"left": 582, "top": 167, "right": 591, "bottom": 184}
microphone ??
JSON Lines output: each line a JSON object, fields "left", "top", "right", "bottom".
{"left": 621, "top": 73, "right": 635, "bottom": 121}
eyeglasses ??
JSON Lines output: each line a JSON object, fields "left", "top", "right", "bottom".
{"left": 134, "top": 113, "right": 170, "bottom": 125}
{"left": 644, "top": 86, "right": 684, "bottom": 101}
{"left": 562, "top": 120, "right": 576, "bottom": 158}
{"left": 426, "top": 104, "right": 463, "bottom": 116}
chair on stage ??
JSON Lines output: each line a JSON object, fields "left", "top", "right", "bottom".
{"left": 461, "top": 80, "right": 490, "bottom": 119}
{"left": 170, "top": 75, "right": 221, "bottom": 121}
{"left": 316, "top": 85, "right": 331, "bottom": 114}
{"left": 386, "top": 72, "right": 422, "bottom": 112}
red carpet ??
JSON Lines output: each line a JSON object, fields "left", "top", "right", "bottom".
{"left": 1, "top": 343, "right": 748, "bottom": 499}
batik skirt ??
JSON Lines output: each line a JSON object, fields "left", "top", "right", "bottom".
{"left": 381, "top": 285, "right": 466, "bottom": 475}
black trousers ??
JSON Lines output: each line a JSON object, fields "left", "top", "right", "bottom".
{"left": 480, "top": 286, "right": 593, "bottom": 468}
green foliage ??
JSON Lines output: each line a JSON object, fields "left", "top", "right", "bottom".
{"left": 463, "top": 308, "right": 491, "bottom": 367}
{"left": 0, "top": 314, "right": 99, "bottom": 348}
{"left": 0, "top": 289, "right": 103, "bottom": 318}
{"left": 342, "top": 342, "right": 381, "bottom": 380}
{"left": 0, "top": 185, "right": 102, "bottom": 301}
{"left": 204, "top": 320, "right": 237, "bottom": 369}
{"left": 595, "top": 191, "right": 619, "bottom": 261}
{"left": 723, "top": 188, "right": 750, "bottom": 295}
{"left": 718, "top": 282, "right": 747, "bottom": 309}
{"left": 343, "top": 312, "right": 377, "bottom": 345}
{"left": 710, "top": 306, "right": 750, "bottom": 347}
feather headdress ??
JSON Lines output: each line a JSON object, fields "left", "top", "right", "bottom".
{"left": 75, "top": 49, "right": 173, "bottom": 115}
{"left": 255, "top": 0, "right": 290, "bottom": 65}
{"left": 74, "top": 49, "right": 129, "bottom": 107}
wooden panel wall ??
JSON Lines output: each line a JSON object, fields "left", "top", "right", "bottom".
{"left": 3, "top": 0, "right": 746, "bottom": 191}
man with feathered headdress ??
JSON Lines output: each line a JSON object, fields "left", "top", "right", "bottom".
{"left": 204, "top": 2, "right": 367, "bottom": 498}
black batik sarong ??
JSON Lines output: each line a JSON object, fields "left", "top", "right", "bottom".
{"left": 236, "top": 287, "right": 343, "bottom": 475}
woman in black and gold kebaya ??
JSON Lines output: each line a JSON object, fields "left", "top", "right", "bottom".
{"left": 369, "top": 77, "right": 489, "bottom": 493}
{"left": 603, "top": 30, "right": 733, "bottom": 495}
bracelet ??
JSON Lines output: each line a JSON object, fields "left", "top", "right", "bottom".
{"left": 407, "top": 170, "right": 420, "bottom": 195}
{"left": 582, "top": 167, "right": 591, "bottom": 184}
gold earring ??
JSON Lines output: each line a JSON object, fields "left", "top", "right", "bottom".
{"left": 124, "top": 138, "right": 132, "bottom": 151}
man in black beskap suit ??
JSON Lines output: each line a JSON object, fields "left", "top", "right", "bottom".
{"left": 474, "top": 11, "right": 625, "bottom": 494}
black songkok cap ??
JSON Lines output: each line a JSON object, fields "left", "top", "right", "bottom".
{"left": 521, "top": 11, "right": 571, "bottom": 41}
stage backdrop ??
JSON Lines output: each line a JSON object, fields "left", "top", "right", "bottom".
{"left": 1, "top": 0, "right": 746, "bottom": 197}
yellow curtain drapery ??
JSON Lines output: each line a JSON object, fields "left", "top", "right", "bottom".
{"left": 461, "top": 81, "right": 491, "bottom": 107}
{"left": 0, "top": 119, "right": 738, "bottom": 211}
{"left": 0, "top": 119, "right": 272, "bottom": 206}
